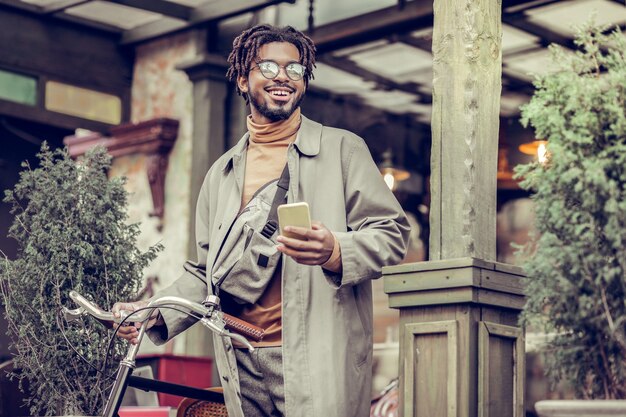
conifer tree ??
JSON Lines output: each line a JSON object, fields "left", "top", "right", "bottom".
{"left": 1, "top": 144, "right": 162, "bottom": 416}
{"left": 517, "top": 23, "right": 626, "bottom": 398}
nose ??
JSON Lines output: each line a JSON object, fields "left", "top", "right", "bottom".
{"left": 274, "top": 66, "right": 290, "bottom": 82}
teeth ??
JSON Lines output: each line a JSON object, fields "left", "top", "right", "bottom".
{"left": 270, "top": 90, "right": 289, "bottom": 97}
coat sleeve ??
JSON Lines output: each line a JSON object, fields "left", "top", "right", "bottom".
{"left": 325, "top": 136, "right": 411, "bottom": 288}
{"left": 147, "top": 173, "right": 212, "bottom": 345}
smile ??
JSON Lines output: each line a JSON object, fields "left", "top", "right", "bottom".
{"left": 265, "top": 87, "right": 294, "bottom": 101}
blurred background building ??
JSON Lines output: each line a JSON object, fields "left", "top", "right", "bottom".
{"left": 0, "top": 0, "right": 624, "bottom": 415}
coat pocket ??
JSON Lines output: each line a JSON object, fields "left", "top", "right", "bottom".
{"left": 339, "top": 286, "right": 370, "bottom": 368}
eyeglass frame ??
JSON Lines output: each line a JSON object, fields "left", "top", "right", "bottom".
{"left": 252, "top": 60, "right": 306, "bottom": 81}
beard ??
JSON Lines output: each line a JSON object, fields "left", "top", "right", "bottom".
{"left": 248, "top": 85, "right": 305, "bottom": 122}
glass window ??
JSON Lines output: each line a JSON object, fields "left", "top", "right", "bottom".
{"left": 45, "top": 81, "right": 122, "bottom": 125}
{"left": 0, "top": 69, "right": 37, "bottom": 106}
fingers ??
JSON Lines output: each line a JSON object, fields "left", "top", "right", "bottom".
{"left": 114, "top": 323, "right": 140, "bottom": 344}
{"left": 277, "top": 221, "right": 334, "bottom": 265}
{"left": 112, "top": 300, "right": 151, "bottom": 345}
{"left": 279, "top": 225, "right": 323, "bottom": 242}
{"left": 276, "top": 244, "right": 325, "bottom": 264}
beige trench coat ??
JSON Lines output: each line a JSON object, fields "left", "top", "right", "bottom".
{"left": 149, "top": 115, "right": 410, "bottom": 417}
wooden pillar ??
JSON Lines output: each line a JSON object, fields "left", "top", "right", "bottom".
{"left": 430, "top": 0, "right": 502, "bottom": 261}
{"left": 384, "top": 1, "right": 526, "bottom": 416}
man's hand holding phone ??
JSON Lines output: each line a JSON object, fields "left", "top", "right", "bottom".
{"left": 276, "top": 202, "right": 335, "bottom": 265}
{"left": 276, "top": 221, "right": 335, "bottom": 265}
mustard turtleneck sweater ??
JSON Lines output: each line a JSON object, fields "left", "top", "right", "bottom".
{"left": 235, "top": 108, "right": 301, "bottom": 347}
{"left": 241, "top": 108, "right": 301, "bottom": 208}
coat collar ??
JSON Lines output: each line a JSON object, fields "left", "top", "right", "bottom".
{"left": 222, "top": 113, "right": 322, "bottom": 173}
{"left": 293, "top": 115, "right": 322, "bottom": 157}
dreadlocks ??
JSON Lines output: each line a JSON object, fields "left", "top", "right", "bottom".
{"left": 227, "top": 24, "right": 316, "bottom": 103}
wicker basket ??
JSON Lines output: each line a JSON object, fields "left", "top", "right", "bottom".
{"left": 176, "top": 388, "right": 227, "bottom": 417}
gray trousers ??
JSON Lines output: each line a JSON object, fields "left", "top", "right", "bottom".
{"left": 235, "top": 347, "right": 285, "bottom": 417}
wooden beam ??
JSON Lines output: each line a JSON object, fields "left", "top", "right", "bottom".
{"left": 107, "top": 0, "right": 193, "bottom": 20}
{"left": 120, "top": 17, "right": 188, "bottom": 45}
{"left": 395, "top": 33, "right": 432, "bottom": 51}
{"left": 53, "top": 11, "right": 124, "bottom": 33}
{"left": 189, "top": 0, "right": 295, "bottom": 24}
{"left": 400, "top": 31, "right": 533, "bottom": 105}
{"left": 0, "top": 99, "right": 114, "bottom": 133}
{"left": 41, "top": 0, "right": 89, "bottom": 15}
{"left": 0, "top": 0, "right": 41, "bottom": 13}
{"left": 0, "top": 7, "right": 131, "bottom": 87}
{"left": 308, "top": 1, "right": 434, "bottom": 54}
{"left": 319, "top": 55, "right": 430, "bottom": 104}
{"left": 503, "top": 15, "right": 576, "bottom": 49}
{"left": 121, "top": 0, "right": 294, "bottom": 45}
{"left": 502, "top": 0, "right": 563, "bottom": 14}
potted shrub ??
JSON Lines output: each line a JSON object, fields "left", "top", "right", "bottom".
{"left": 515, "top": 22, "right": 626, "bottom": 417}
{"left": 0, "top": 144, "right": 161, "bottom": 416}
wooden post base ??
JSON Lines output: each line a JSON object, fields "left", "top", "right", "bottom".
{"left": 384, "top": 258, "right": 526, "bottom": 417}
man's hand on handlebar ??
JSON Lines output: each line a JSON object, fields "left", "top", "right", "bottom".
{"left": 112, "top": 301, "right": 163, "bottom": 345}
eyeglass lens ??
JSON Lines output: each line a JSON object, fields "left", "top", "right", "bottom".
{"left": 258, "top": 61, "right": 305, "bottom": 81}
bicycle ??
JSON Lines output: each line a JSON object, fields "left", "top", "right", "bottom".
{"left": 61, "top": 290, "right": 258, "bottom": 417}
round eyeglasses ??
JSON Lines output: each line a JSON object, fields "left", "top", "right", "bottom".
{"left": 255, "top": 60, "right": 306, "bottom": 81}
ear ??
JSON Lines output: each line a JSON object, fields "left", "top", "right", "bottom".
{"left": 237, "top": 75, "right": 248, "bottom": 93}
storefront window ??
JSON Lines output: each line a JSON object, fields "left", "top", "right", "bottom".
{"left": 45, "top": 81, "right": 121, "bottom": 124}
{"left": 0, "top": 69, "right": 37, "bottom": 106}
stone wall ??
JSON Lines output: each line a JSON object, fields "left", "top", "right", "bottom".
{"left": 108, "top": 31, "right": 200, "bottom": 354}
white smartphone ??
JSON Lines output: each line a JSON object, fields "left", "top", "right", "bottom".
{"left": 277, "top": 202, "right": 312, "bottom": 240}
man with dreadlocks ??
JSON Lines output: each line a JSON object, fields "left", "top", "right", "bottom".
{"left": 114, "top": 24, "right": 409, "bottom": 417}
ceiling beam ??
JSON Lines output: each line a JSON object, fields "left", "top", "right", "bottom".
{"left": 121, "top": 0, "right": 294, "bottom": 45}
{"left": 0, "top": 0, "right": 42, "bottom": 13}
{"left": 53, "top": 11, "right": 124, "bottom": 33}
{"left": 319, "top": 55, "right": 430, "bottom": 104}
{"left": 41, "top": 0, "right": 89, "bottom": 15}
{"left": 189, "top": 0, "right": 295, "bottom": 24}
{"left": 502, "top": 0, "right": 563, "bottom": 14}
{"left": 120, "top": 16, "right": 187, "bottom": 44}
{"left": 398, "top": 32, "right": 535, "bottom": 96}
{"left": 503, "top": 15, "right": 576, "bottom": 49}
{"left": 107, "top": 0, "right": 193, "bottom": 20}
{"left": 308, "top": 1, "right": 434, "bottom": 54}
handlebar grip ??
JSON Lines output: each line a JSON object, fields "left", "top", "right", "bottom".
{"left": 222, "top": 313, "right": 265, "bottom": 342}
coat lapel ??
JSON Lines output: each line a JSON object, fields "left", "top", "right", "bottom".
{"left": 207, "top": 135, "right": 247, "bottom": 276}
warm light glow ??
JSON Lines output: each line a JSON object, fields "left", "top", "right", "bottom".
{"left": 383, "top": 172, "right": 395, "bottom": 190}
{"left": 378, "top": 149, "right": 410, "bottom": 191}
{"left": 519, "top": 140, "right": 549, "bottom": 164}
{"left": 537, "top": 142, "right": 548, "bottom": 164}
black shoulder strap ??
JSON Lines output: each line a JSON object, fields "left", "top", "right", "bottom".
{"left": 260, "top": 164, "right": 289, "bottom": 239}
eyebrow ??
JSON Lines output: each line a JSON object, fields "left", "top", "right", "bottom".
{"left": 258, "top": 59, "right": 301, "bottom": 65}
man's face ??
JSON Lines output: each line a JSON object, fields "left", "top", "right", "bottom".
{"left": 238, "top": 41, "right": 306, "bottom": 124}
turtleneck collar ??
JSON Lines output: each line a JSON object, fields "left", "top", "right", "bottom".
{"left": 246, "top": 107, "right": 301, "bottom": 143}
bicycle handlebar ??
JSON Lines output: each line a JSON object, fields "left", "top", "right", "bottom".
{"left": 62, "top": 290, "right": 255, "bottom": 351}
